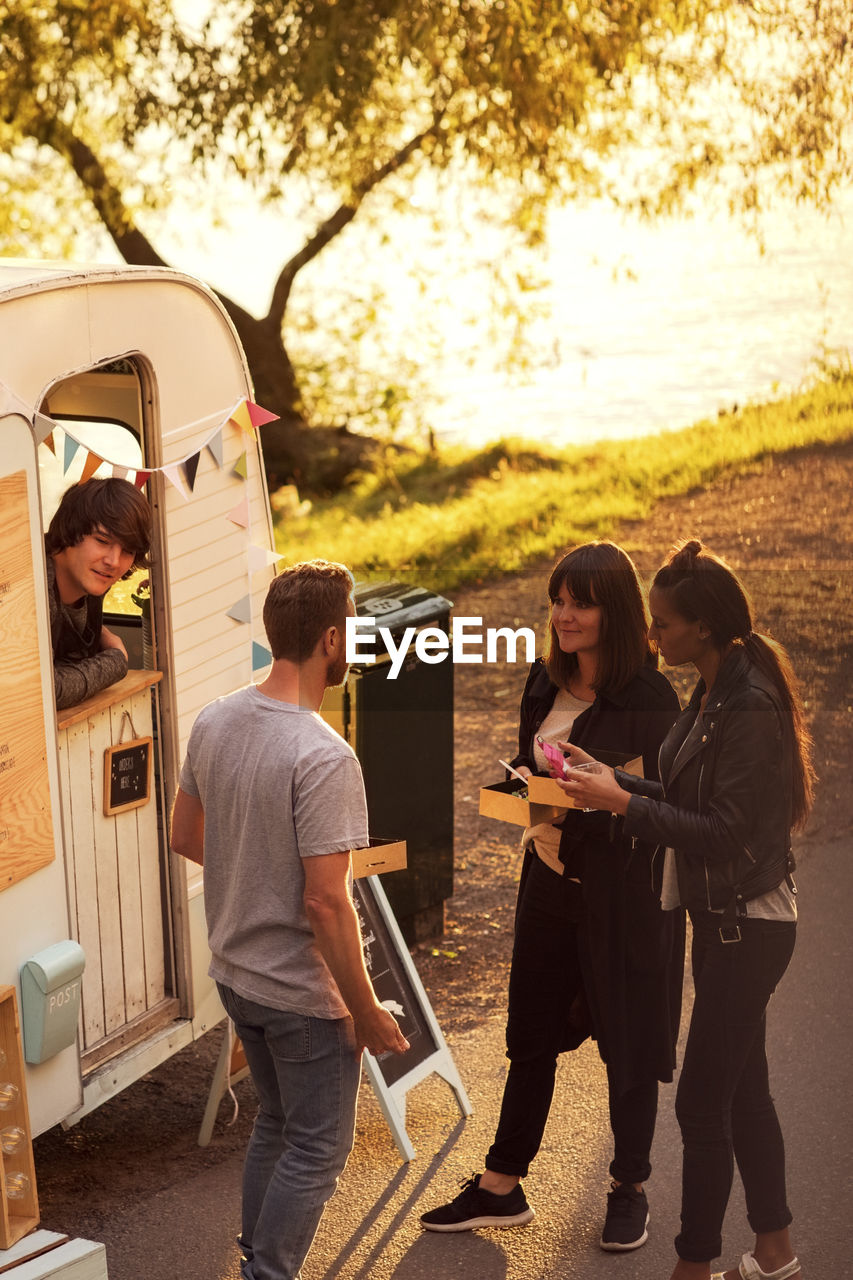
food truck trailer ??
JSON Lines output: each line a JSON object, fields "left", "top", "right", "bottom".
{"left": 0, "top": 260, "right": 281, "bottom": 1259}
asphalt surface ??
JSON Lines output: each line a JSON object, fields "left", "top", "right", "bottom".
{"left": 49, "top": 830, "right": 850, "bottom": 1280}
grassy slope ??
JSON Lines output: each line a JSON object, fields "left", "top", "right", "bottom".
{"left": 275, "top": 368, "right": 853, "bottom": 590}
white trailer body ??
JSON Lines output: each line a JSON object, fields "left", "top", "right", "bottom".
{"left": 0, "top": 261, "right": 277, "bottom": 1137}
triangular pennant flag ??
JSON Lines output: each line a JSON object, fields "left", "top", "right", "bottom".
{"left": 182, "top": 452, "right": 201, "bottom": 492}
{"left": 133, "top": 470, "right": 151, "bottom": 490}
{"left": 163, "top": 463, "right": 190, "bottom": 501}
{"left": 252, "top": 642, "right": 273, "bottom": 671}
{"left": 63, "top": 434, "right": 81, "bottom": 474}
{"left": 227, "top": 594, "right": 252, "bottom": 624}
{"left": 248, "top": 544, "right": 280, "bottom": 574}
{"left": 43, "top": 432, "right": 56, "bottom": 456}
{"left": 206, "top": 429, "right": 224, "bottom": 468}
{"left": 247, "top": 400, "right": 280, "bottom": 428}
{"left": 232, "top": 451, "right": 248, "bottom": 480}
{"left": 80, "top": 451, "right": 104, "bottom": 483}
{"left": 112, "top": 465, "right": 129, "bottom": 481}
{"left": 228, "top": 400, "right": 256, "bottom": 438}
{"left": 228, "top": 493, "right": 250, "bottom": 528}
{"left": 33, "top": 413, "right": 55, "bottom": 445}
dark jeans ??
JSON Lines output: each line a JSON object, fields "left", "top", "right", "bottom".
{"left": 485, "top": 854, "right": 658, "bottom": 1185}
{"left": 675, "top": 911, "right": 796, "bottom": 1263}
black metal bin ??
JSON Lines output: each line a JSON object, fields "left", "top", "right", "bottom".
{"left": 322, "top": 580, "right": 454, "bottom": 944}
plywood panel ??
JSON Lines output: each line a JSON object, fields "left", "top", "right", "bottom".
{"left": 0, "top": 471, "right": 55, "bottom": 891}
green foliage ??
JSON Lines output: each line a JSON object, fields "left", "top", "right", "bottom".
{"left": 1, "top": 1, "right": 852, "bottom": 482}
{"left": 273, "top": 368, "right": 853, "bottom": 589}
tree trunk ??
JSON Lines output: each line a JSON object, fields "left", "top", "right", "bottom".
{"left": 219, "top": 301, "right": 376, "bottom": 494}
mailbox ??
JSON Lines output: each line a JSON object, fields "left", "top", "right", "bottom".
{"left": 20, "top": 941, "right": 86, "bottom": 1064}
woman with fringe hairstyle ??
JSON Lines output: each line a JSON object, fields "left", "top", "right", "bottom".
{"left": 421, "top": 542, "right": 683, "bottom": 1251}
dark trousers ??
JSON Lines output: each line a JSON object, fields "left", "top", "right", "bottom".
{"left": 675, "top": 910, "right": 796, "bottom": 1263}
{"left": 485, "top": 854, "right": 658, "bottom": 1185}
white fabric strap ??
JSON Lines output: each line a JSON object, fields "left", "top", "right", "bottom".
{"left": 738, "top": 1252, "right": 800, "bottom": 1280}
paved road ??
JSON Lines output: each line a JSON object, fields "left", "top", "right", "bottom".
{"left": 49, "top": 830, "right": 850, "bottom": 1279}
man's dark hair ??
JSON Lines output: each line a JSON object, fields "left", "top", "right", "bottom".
{"left": 263, "top": 560, "right": 354, "bottom": 662}
{"left": 45, "top": 478, "right": 151, "bottom": 572}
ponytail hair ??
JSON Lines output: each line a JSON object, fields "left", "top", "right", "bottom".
{"left": 654, "top": 539, "right": 816, "bottom": 828}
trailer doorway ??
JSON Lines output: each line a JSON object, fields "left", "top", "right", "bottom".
{"left": 40, "top": 359, "right": 180, "bottom": 1072}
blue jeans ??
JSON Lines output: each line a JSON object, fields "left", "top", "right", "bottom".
{"left": 217, "top": 983, "right": 362, "bottom": 1280}
{"left": 674, "top": 912, "right": 796, "bottom": 1263}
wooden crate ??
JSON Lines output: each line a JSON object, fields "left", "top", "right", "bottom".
{"left": 0, "top": 985, "right": 39, "bottom": 1250}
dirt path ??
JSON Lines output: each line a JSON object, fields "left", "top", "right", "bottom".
{"left": 416, "top": 435, "right": 853, "bottom": 1029}
{"left": 33, "top": 436, "right": 851, "bottom": 1234}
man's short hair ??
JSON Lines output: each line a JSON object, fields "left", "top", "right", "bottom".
{"left": 263, "top": 560, "right": 354, "bottom": 663}
{"left": 45, "top": 478, "right": 151, "bottom": 572}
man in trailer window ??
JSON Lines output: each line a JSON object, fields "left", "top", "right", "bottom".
{"left": 171, "top": 560, "right": 409, "bottom": 1280}
{"left": 45, "top": 477, "right": 151, "bottom": 710}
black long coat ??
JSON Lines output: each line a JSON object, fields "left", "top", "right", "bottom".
{"left": 511, "top": 658, "right": 685, "bottom": 1096}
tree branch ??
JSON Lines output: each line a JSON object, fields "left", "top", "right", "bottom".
{"left": 266, "top": 118, "right": 442, "bottom": 327}
{"left": 25, "top": 116, "right": 267, "bottom": 334}
{"left": 33, "top": 119, "right": 172, "bottom": 269}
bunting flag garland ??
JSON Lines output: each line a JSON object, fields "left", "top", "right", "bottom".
{"left": 227, "top": 595, "right": 252, "bottom": 624}
{"left": 80, "top": 451, "right": 104, "bottom": 483}
{"left": 112, "top": 465, "right": 129, "bottom": 481}
{"left": 206, "top": 429, "right": 224, "bottom": 468}
{"left": 247, "top": 400, "right": 280, "bottom": 429}
{"left": 228, "top": 401, "right": 256, "bottom": 438}
{"left": 162, "top": 463, "right": 191, "bottom": 501}
{"left": 228, "top": 492, "right": 250, "bottom": 528}
{"left": 63, "top": 434, "right": 81, "bottom": 474}
{"left": 30, "top": 395, "right": 278, "bottom": 488}
{"left": 232, "top": 451, "right": 248, "bottom": 480}
{"left": 181, "top": 452, "right": 201, "bottom": 492}
{"left": 252, "top": 642, "right": 273, "bottom": 671}
{"left": 248, "top": 544, "right": 280, "bottom": 574}
{"left": 33, "top": 412, "right": 55, "bottom": 445}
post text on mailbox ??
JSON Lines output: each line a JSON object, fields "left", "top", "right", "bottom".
{"left": 346, "top": 616, "right": 536, "bottom": 680}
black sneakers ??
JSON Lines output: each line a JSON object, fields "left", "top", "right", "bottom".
{"left": 420, "top": 1173, "right": 535, "bottom": 1232}
{"left": 600, "top": 1181, "right": 650, "bottom": 1251}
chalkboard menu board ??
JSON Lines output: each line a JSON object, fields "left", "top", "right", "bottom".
{"left": 352, "top": 874, "right": 471, "bottom": 1160}
{"left": 353, "top": 877, "right": 438, "bottom": 1088}
{"left": 103, "top": 737, "right": 152, "bottom": 815}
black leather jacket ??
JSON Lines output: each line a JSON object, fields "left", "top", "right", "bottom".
{"left": 621, "top": 648, "right": 795, "bottom": 917}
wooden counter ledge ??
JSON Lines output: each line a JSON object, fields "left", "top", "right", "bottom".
{"left": 56, "top": 669, "right": 163, "bottom": 730}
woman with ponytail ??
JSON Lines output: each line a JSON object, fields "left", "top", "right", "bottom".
{"left": 560, "top": 539, "right": 814, "bottom": 1280}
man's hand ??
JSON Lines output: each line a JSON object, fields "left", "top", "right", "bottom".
{"left": 557, "top": 763, "right": 628, "bottom": 815}
{"left": 100, "top": 625, "right": 128, "bottom": 659}
{"left": 303, "top": 851, "right": 411, "bottom": 1059}
{"left": 353, "top": 1004, "right": 410, "bottom": 1058}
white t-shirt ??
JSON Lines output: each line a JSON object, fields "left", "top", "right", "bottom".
{"left": 179, "top": 685, "right": 369, "bottom": 1018}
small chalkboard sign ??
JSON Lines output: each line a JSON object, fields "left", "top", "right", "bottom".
{"left": 353, "top": 875, "right": 471, "bottom": 1160}
{"left": 103, "top": 737, "right": 152, "bottom": 816}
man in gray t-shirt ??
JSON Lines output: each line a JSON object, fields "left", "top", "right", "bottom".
{"left": 171, "top": 560, "right": 408, "bottom": 1280}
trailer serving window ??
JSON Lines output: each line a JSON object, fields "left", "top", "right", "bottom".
{"left": 39, "top": 363, "right": 148, "bottom": 648}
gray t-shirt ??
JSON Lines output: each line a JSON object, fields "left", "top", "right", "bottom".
{"left": 179, "top": 684, "right": 369, "bottom": 1019}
